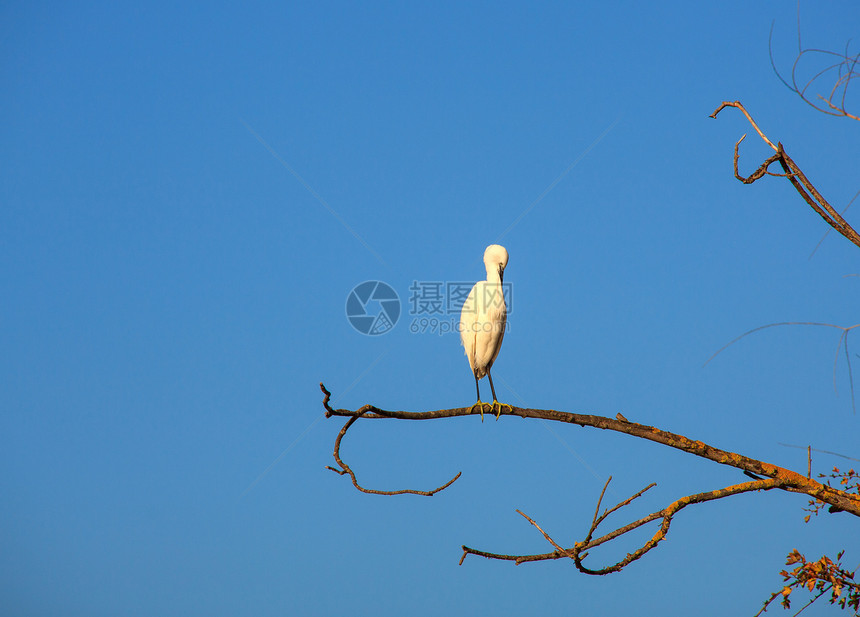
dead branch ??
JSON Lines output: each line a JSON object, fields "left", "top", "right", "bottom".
{"left": 460, "top": 477, "right": 783, "bottom": 574}
{"left": 710, "top": 101, "right": 860, "bottom": 250}
{"left": 324, "top": 403, "right": 462, "bottom": 496}
{"left": 320, "top": 381, "right": 860, "bottom": 574}
{"left": 321, "top": 383, "right": 860, "bottom": 516}
{"left": 573, "top": 479, "right": 785, "bottom": 574}
{"left": 810, "top": 189, "right": 860, "bottom": 259}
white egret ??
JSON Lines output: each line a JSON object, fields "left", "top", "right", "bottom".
{"left": 459, "top": 244, "right": 512, "bottom": 421}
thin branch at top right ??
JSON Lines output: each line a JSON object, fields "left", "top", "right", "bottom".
{"left": 769, "top": 16, "right": 859, "bottom": 122}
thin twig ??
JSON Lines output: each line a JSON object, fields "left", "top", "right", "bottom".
{"left": 595, "top": 481, "right": 656, "bottom": 530}
{"left": 793, "top": 586, "right": 829, "bottom": 616}
{"left": 845, "top": 331, "right": 856, "bottom": 414}
{"left": 516, "top": 509, "right": 576, "bottom": 558}
{"left": 590, "top": 477, "right": 612, "bottom": 531}
{"left": 703, "top": 321, "right": 860, "bottom": 414}
{"left": 577, "top": 478, "right": 657, "bottom": 556}
{"left": 778, "top": 443, "right": 860, "bottom": 463}
{"left": 769, "top": 17, "right": 860, "bottom": 121}
{"left": 323, "top": 392, "right": 461, "bottom": 496}
{"left": 703, "top": 321, "right": 848, "bottom": 367}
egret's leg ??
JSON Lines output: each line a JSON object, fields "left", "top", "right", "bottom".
{"left": 468, "top": 373, "right": 487, "bottom": 422}
{"left": 486, "top": 370, "right": 512, "bottom": 420}
{"left": 487, "top": 370, "right": 497, "bottom": 401}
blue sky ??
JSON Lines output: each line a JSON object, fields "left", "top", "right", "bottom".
{"left": 2, "top": 2, "right": 859, "bottom": 615}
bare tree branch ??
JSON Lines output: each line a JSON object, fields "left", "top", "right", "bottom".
{"left": 320, "top": 383, "right": 860, "bottom": 514}
{"left": 810, "top": 189, "right": 860, "bottom": 259}
{"left": 769, "top": 18, "right": 860, "bottom": 122}
{"left": 577, "top": 478, "right": 785, "bottom": 575}
{"left": 710, "top": 100, "right": 860, "bottom": 250}
{"left": 459, "top": 477, "right": 780, "bottom": 574}
{"left": 320, "top": 381, "right": 860, "bottom": 574}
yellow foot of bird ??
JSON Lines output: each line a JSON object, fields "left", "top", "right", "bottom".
{"left": 468, "top": 400, "right": 491, "bottom": 422}
{"left": 491, "top": 400, "right": 513, "bottom": 420}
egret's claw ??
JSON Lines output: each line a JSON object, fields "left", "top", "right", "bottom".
{"left": 491, "top": 400, "right": 513, "bottom": 420}
{"left": 469, "top": 400, "right": 490, "bottom": 422}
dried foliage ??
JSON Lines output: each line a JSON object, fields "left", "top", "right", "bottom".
{"left": 805, "top": 467, "right": 860, "bottom": 522}
{"left": 757, "top": 550, "right": 860, "bottom": 616}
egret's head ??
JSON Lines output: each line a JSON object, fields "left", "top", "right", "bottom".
{"left": 483, "top": 244, "right": 509, "bottom": 281}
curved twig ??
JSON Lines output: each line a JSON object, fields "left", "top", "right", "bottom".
{"left": 710, "top": 101, "right": 777, "bottom": 150}
{"left": 730, "top": 135, "right": 787, "bottom": 184}
{"left": 323, "top": 390, "right": 462, "bottom": 496}
{"left": 703, "top": 321, "right": 850, "bottom": 367}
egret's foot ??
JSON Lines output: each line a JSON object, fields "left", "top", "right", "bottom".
{"left": 468, "top": 400, "right": 491, "bottom": 422}
{"left": 491, "top": 400, "right": 513, "bottom": 420}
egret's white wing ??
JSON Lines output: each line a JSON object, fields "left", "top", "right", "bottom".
{"left": 472, "top": 281, "right": 506, "bottom": 375}
{"left": 489, "top": 303, "right": 506, "bottom": 366}
{"left": 459, "top": 283, "right": 479, "bottom": 373}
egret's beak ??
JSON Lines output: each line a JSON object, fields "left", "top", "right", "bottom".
{"left": 498, "top": 265, "right": 504, "bottom": 284}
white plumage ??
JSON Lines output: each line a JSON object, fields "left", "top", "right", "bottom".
{"left": 459, "top": 244, "right": 511, "bottom": 420}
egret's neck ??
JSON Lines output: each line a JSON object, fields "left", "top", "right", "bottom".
{"left": 485, "top": 265, "right": 502, "bottom": 284}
